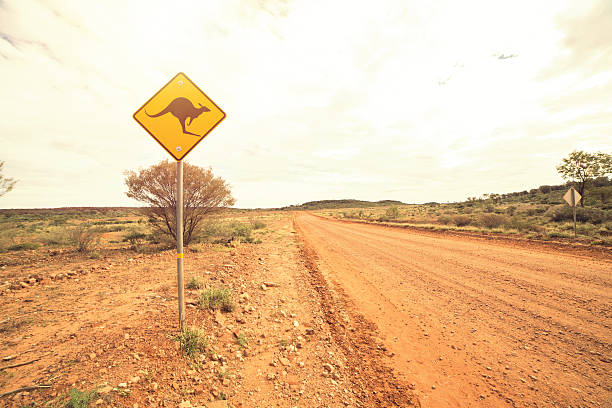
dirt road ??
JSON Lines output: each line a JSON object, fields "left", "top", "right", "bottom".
{"left": 294, "top": 213, "right": 612, "bottom": 407}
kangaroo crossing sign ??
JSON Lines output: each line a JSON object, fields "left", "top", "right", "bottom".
{"left": 133, "top": 72, "right": 226, "bottom": 161}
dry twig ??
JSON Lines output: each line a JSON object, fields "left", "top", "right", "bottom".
{"left": 0, "top": 384, "right": 50, "bottom": 398}
{"left": 0, "top": 357, "right": 40, "bottom": 371}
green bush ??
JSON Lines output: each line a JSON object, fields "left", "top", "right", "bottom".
{"left": 199, "top": 220, "right": 253, "bottom": 244}
{"left": 186, "top": 276, "right": 203, "bottom": 290}
{"left": 199, "top": 288, "right": 234, "bottom": 312}
{"left": 251, "top": 219, "right": 266, "bottom": 229}
{"left": 38, "top": 227, "right": 71, "bottom": 246}
{"left": 547, "top": 231, "right": 573, "bottom": 239}
{"left": 69, "top": 225, "right": 101, "bottom": 252}
{"left": 51, "top": 217, "right": 68, "bottom": 226}
{"left": 385, "top": 206, "right": 400, "bottom": 219}
{"left": 504, "top": 216, "right": 534, "bottom": 232}
{"left": 547, "top": 205, "right": 610, "bottom": 224}
{"left": 175, "top": 327, "right": 209, "bottom": 358}
{"left": 64, "top": 388, "right": 97, "bottom": 408}
{"left": 123, "top": 230, "right": 148, "bottom": 251}
{"left": 437, "top": 215, "right": 452, "bottom": 225}
{"left": 479, "top": 213, "right": 506, "bottom": 229}
{"left": 453, "top": 215, "right": 471, "bottom": 227}
{"left": 7, "top": 242, "right": 39, "bottom": 251}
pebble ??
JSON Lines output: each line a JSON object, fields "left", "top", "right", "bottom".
{"left": 98, "top": 385, "right": 113, "bottom": 394}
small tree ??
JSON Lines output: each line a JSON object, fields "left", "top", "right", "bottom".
{"left": 124, "top": 160, "right": 235, "bottom": 245}
{"left": 556, "top": 151, "right": 612, "bottom": 206}
{"left": 0, "top": 161, "right": 17, "bottom": 197}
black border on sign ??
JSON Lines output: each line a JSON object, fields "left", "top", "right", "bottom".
{"left": 132, "top": 72, "right": 227, "bottom": 161}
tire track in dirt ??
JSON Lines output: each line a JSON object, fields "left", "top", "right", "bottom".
{"left": 294, "top": 212, "right": 612, "bottom": 408}
{"left": 294, "top": 218, "right": 420, "bottom": 407}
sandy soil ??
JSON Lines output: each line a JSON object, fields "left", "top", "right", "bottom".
{"left": 294, "top": 213, "right": 612, "bottom": 408}
{"left": 0, "top": 214, "right": 417, "bottom": 407}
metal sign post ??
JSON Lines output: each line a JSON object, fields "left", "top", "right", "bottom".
{"left": 133, "top": 72, "right": 226, "bottom": 331}
{"left": 571, "top": 189, "right": 577, "bottom": 238}
{"left": 563, "top": 187, "right": 582, "bottom": 238}
{"left": 176, "top": 160, "right": 185, "bottom": 331}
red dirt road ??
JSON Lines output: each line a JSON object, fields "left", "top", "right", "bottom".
{"left": 294, "top": 213, "right": 612, "bottom": 408}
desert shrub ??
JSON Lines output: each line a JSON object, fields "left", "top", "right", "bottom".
{"left": 479, "top": 213, "right": 507, "bottom": 229}
{"left": 485, "top": 205, "right": 495, "bottom": 213}
{"left": 251, "top": 219, "right": 266, "bottom": 229}
{"left": 38, "top": 227, "right": 72, "bottom": 246}
{"left": 199, "top": 287, "right": 234, "bottom": 312}
{"left": 69, "top": 225, "right": 101, "bottom": 252}
{"left": 453, "top": 215, "right": 471, "bottom": 227}
{"left": 575, "top": 224, "right": 597, "bottom": 236}
{"left": 505, "top": 205, "right": 517, "bottom": 216}
{"left": 186, "top": 276, "right": 203, "bottom": 290}
{"left": 385, "top": 206, "right": 400, "bottom": 219}
{"left": 546, "top": 205, "right": 572, "bottom": 222}
{"left": 547, "top": 205, "right": 609, "bottom": 224}
{"left": 599, "top": 223, "right": 612, "bottom": 235}
{"left": 230, "top": 222, "right": 252, "bottom": 238}
{"left": 174, "top": 327, "right": 209, "bottom": 358}
{"left": 577, "top": 208, "right": 609, "bottom": 224}
{"left": 51, "top": 217, "right": 68, "bottom": 226}
{"left": 0, "top": 228, "right": 17, "bottom": 251}
{"left": 547, "top": 231, "right": 573, "bottom": 239}
{"left": 235, "top": 332, "right": 248, "bottom": 348}
{"left": 145, "top": 230, "right": 174, "bottom": 247}
{"left": 7, "top": 242, "right": 39, "bottom": 251}
{"left": 437, "top": 215, "right": 452, "bottom": 225}
{"left": 200, "top": 220, "right": 253, "bottom": 244}
{"left": 503, "top": 216, "right": 543, "bottom": 232}
{"left": 123, "top": 230, "right": 148, "bottom": 251}
{"left": 64, "top": 388, "right": 98, "bottom": 408}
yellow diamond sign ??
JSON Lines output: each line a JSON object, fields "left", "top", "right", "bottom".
{"left": 133, "top": 72, "right": 226, "bottom": 161}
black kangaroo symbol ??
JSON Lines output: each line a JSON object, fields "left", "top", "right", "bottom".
{"left": 145, "top": 97, "right": 210, "bottom": 136}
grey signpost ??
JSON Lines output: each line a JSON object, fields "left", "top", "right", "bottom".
{"left": 176, "top": 160, "right": 185, "bottom": 331}
{"left": 563, "top": 187, "right": 582, "bottom": 238}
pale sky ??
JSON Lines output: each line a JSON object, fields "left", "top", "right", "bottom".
{"left": 1, "top": 0, "right": 611, "bottom": 208}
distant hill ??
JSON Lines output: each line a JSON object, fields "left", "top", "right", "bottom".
{"left": 279, "top": 177, "right": 612, "bottom": 212}
{"left": 281, "top": 199, "right": 406, "bottom": 210}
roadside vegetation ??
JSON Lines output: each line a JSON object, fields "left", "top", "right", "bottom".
{"left": 323, "top": 177, "right": 612, "bottom": 246}
{"left": 0, "top": 207, "right": 269, "bottom": 255}
{"left": 174, "top": 326, "right": 211, "bottom": 358}
{"left": 199, "top": 287, "right": 235, "bottom": 312}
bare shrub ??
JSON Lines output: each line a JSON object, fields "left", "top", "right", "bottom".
{"left": 69, "top": 225, "right": 101, "bottom": 252}
{"left": 453, "top": 215, "right": 471, "bottom": 227}
{"left": 124, "top": 160, "right": 235, "bottom": 246}
{"left": 437, "top": 215, "right": 452, "bottom": 225}
{"left": 479, "top": 213, "right": 507, "bottom": 229}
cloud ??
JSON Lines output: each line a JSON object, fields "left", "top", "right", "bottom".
{"left": 0, "top": 0, "right": 610, "bottom": 209}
